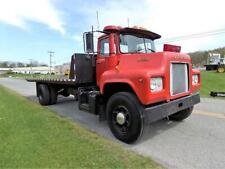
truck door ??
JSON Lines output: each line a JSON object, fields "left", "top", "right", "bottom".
{"left": 96, "top": 36, "right": 110, "bottom": 86}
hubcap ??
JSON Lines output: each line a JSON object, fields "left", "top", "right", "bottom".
{"left": 116, "top": 112, "right": 126, "bottom": 125}
{"left": 112, "top": 105, "right": 131, "bottom": 134}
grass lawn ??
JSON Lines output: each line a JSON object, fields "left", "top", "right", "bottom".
{"left": 200, "top": 70, "right": 225, "bottom": 97}
{"left": 0, "top": 85, "right": 162, "bottom": 169}
{"left": 0, "top": 73, "right": 62, "bottom": 79}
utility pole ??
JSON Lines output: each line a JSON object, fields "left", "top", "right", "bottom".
{"left": 48, "top": 51, "right": 54, "bottom": 74}
{"left": 29, "top": 59, "right": 33, "bottom": 74}
{"left": 127, "top": 18, "right": 130, "bottom": 27}
{"left": 96, "top": 11, "right": 100, "bottom": 31}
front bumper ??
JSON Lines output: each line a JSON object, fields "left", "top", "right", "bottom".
{"left": 143, "top": 93, "right": 200, "bottom": 124}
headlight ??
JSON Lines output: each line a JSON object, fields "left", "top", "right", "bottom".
{"left": 150, "top": 77, "right": 163, "bottom": 92}
{"left": 192, "top": 74, "right": 199, "bottom": 85}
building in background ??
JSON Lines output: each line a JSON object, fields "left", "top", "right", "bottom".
{"left": 54, "top": 63, "right": 70, "bottom": 75}
{"left": 0, "top": 66, "right": 54, "bottom": 74}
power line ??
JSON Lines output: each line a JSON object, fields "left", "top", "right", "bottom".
{"left": 158, "top": 28, "right": 225, "bottom": 43}
{"left": 54, "top": 56, "right": 71, "bottom": 63}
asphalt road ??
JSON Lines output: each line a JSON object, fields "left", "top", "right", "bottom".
{"left": 1, "top": 78, "right": 225, "bottom": 169}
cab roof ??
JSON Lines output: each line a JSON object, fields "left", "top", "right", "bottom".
{"left": 103, "top": 25, "right": 161, "bottom": 40}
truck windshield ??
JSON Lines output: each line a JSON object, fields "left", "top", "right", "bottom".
{"left": 119, "top": 34, "right": 155, "bottom": 54}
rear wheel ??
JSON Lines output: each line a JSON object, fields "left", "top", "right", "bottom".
{"left": 49, "top": 86, "right": 57, "bottom": 105}
{"left": 169, "top": 106, "right": 193, "bottom": 121}
{"left": 37, "top": 84, "right": 50, "bottom": 105}
{"left": 107, "top": 92, "right": 144, "bottom": 143}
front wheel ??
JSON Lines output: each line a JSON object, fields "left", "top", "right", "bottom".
{"left": 106, "top": 92, "right": 144, "bottom": 144}
{"left": 169, "top": 106, "right": 193, "bottom": 121}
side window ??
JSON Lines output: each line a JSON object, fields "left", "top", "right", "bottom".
{"left": 100, "top": 38, "right": 109, "bottom": 56}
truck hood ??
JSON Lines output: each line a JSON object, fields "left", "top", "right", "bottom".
{"left": 117, "top": 52, "right": 191, "bottom": 75}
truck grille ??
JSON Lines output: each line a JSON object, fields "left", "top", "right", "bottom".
{"left": 170, "top": 63, "right": 189, "bottom": 96}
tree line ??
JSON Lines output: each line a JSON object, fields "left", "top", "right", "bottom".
{"left": 189, "top": 47, "right": 225, "bottom": 67}
{"left": 0, "top": 61, "right": 48, "bottom": 68}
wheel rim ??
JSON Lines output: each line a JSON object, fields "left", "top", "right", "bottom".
{"left": 112, "top": 105, "right": 131, "bottom": 135}
{"left": 218, "top": 67, "right": 225, "bottom": 73}
{"left": 116, "top": 112, "right": 126, "bottom": 125}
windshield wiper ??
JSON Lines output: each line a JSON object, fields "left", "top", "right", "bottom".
{"left": 146, "top": 47, "right": 155, "bottom": 52}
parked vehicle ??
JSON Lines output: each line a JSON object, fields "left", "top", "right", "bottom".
{"left": 27, "top": 26, "right": 201, "bottom": 143}
{"left": 205, "top": 53, "right": 225, "bottom": 73}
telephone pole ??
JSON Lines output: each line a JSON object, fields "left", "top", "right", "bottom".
{"left": 127, "top": 18, "right": 130, "bottom": 27}
{"left": 29, "top": 59, "right": 33, "bottom": 74}
{"left": 96, "top": 11, "right": 100, "bottom": 31}
{"left": 48, "top": 51, "right": 54, "bottom": 74}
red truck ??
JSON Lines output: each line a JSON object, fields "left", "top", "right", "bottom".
{"left": 27, "top": 25, "right": 201, "bottom": 143}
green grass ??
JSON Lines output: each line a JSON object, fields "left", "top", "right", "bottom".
{"left": 0, "top": 73, "right": 62, "bottom": 79}
{"left": 200, "top": 70, "right": 225, "bottom": 97}
{"left": 0, "top": 85, "right": 162, "bottom": 169}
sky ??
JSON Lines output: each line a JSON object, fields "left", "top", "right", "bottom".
{"left": 0, "top": 0, "right": 225, "bottom": 65}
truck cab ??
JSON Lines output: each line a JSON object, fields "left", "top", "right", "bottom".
{"left": 82, "top": 25, "right": 200, "bottom": 143}
{"left": 93, "top": 26, "right": 200, "bottom": 105}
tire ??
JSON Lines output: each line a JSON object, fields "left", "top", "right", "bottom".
{"left": 37, "top": 84, "right": 50, "bottom": 105}
{"left": 106, "top": 92, "right": 144, "bottom": 144}
{"left": 49, "top": 86, "right": 57, "bottom": 105}
{"left": 169, "top": 106, "right": 193, "bottom": 121}
{"left": 217, "top": 66, "right": 225, "bottom": 73}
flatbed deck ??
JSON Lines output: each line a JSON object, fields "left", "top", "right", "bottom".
{"left": 26, "top": 77, "right": 96, "bottom": 88}
{"left": 26, "top": 78, "right": 76, "bottom": 84}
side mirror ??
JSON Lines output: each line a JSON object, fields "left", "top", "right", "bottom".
{"left": 83, "top": 32, "right": 94, "bottom": 53}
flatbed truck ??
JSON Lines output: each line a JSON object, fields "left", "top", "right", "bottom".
{"left": 27, "top": 26, "right": 201, "bottom": 143}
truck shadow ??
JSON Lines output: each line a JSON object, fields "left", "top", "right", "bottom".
{"left": 28, "top": 95, "right": 75, "bottom": 104}
{"left": 27, "top": 95, "right": 182, "bottom": 145}
{"left": 136, "top": 119, "right": 180, "bottom": 144}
